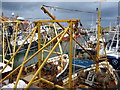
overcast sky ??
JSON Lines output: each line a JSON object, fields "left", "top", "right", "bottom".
{"left": 0, "top": 1, "right": 119, "bottom": 27}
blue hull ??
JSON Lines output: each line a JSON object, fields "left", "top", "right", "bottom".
{"left": 72, "top": 59, "right": 95, "bottom": 67}
{"left": 107, "top": 56, "right": 120, "bottom": 70}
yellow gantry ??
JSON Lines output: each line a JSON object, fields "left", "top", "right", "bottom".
{"left": 0, "top": 5, "right": 107, "bottom": 89}
{"left": 2, "top": 21, "right": 22, "bottom": 69}
{"left": 0, "top": 19, "right": 80, "bottom": 89}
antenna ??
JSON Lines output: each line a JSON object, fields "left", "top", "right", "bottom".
{"left": 95, "top": 0, "right": 106, "bottom": 10}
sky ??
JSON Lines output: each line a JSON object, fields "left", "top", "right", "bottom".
{"left": 0, "top": 0, "right": 119, "bottom": 27}
{"left": 1, "top": 0, "right": 120, "bottom": 2}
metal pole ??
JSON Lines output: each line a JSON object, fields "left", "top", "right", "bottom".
{"left": 32, "top": 78, "right": 65, "bottom": 89}
{"left": 69, "top": 22, "right": 73, "bottom": 88}
{"left": 2, "top": 23, "right": 5, "bottom": 64}
{"left": 42, "top": 50, "right": 44, "bottom": 61}
{"left": 53, "top": 23, "right": 63, "bottom": 54}
{"left": 96, "top": 9, "right": 101, "bottom": 72}
{"left": 96, "top": 10, "right": 101, "bottom": 72}
{"left": 37, "top": 23, "right": 41, "bottom": 87}
{"left": 12, "top": 23, "right": 19, "bottom": 69}
{"left": 43, "top": 50, "right": 62, "bottom": 54}
{"left": 97, "top": 10, "right": 101, "bottom": 58}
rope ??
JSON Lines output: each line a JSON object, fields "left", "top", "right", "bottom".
{"left": 25, "top": 17, "right": 50, "bottom": 20}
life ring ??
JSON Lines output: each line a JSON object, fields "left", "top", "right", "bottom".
{"left": 112, "top": 59, "right": 118, "bottom": 65}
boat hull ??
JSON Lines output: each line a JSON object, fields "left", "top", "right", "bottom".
{"left": 107, "top": 55, "right": 120, "bottom": 69}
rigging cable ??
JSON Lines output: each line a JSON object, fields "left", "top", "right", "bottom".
{"left": 43, "top": 5, "right": 98, "bottom": 14}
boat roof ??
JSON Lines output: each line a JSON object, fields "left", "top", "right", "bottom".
{"left": 17, "top": 17, "right": 25, "bottom": 21}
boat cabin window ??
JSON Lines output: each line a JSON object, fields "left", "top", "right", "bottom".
{"left": 75, "top": 49, "right": 93, "bottom": 60}
{"left": 45, "top": 26, "right": 49, "bottom": 28}
{"left": 107, "top": 40, "right": 120, "bottom": 51}
{"left": 111, "top": 41, "right": 117, "bottom": 48}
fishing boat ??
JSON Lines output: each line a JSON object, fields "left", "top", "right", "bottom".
{"left": 10, "top": 32, "right": 38, "bottom": 52}
{"left": 1, "top": 54, "right": 69, "bottom": 88}
{"left": 62, "top": 61, "right": 119, "bottom": 88}
{"left": 62, "top": 33, "right": 69, "bottom": 41}
{"left": 1, "top": 17, "right": 37, "bottom": 54}
{"left": 79, "top": 28, "right": 88, "bottom": 35}
{"left": 106, "top": 24, "right": 120, "bottom": 70}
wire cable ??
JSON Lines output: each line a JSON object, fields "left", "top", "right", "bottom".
{"left": 43, "top": 5, "right": 98, "bottom": 14}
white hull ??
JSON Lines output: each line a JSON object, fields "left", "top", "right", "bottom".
{"left": 0, "top": 62, "right": 12, "bottom": 74}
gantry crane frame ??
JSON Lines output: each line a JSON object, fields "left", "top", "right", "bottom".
{"left": 0, "top": 4, "right": 109, "bottom": 89}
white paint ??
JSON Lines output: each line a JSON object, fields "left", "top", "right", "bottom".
{"left": 0, "top": 62, "right": 12, "bottom": 73}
